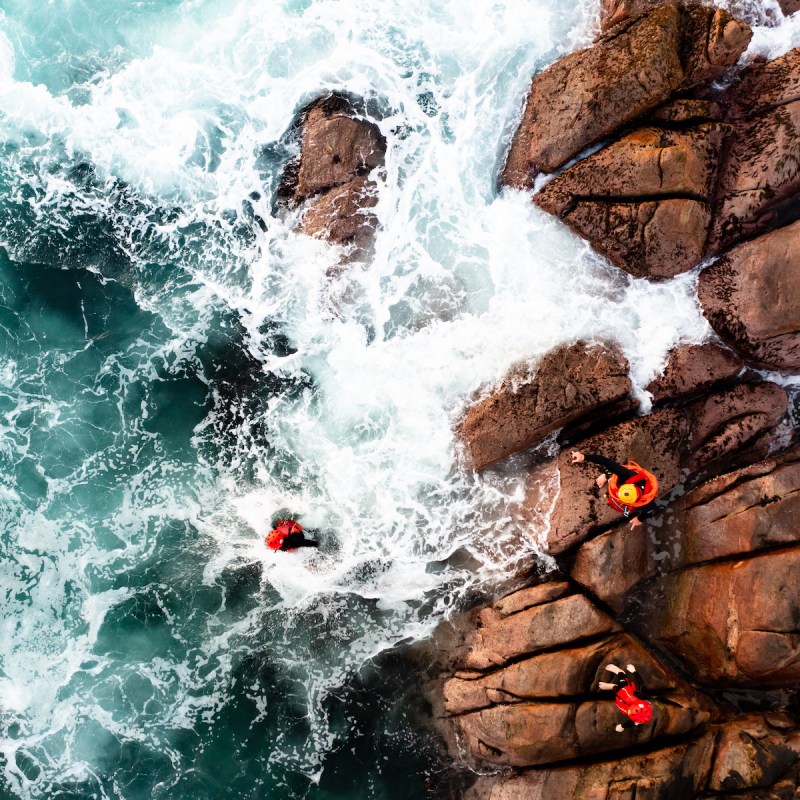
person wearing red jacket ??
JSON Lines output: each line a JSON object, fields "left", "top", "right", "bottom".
{"left": 571, "top": 451, "right": 659, "bottom": 529}
{"left": 266, "top": 518, "right": 319, "bottom": 552}
{"left": 599, "top": 663, "right": 653, "bottom": 731}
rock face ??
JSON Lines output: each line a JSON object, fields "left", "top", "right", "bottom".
{"left": 445, "top": 586, "right": 712, "bottom": 769}
{"left": 541, "top": 381, "right": 787, "bottom": 555}
{"left": 698, "top": 218, "right": 800, "bottom": 371}
{"left": 708, "top": 101, "right": 800, "bottom": 254}
{"left": 502, "top": 4, "right": 750, "bottom": 189}
{"left": 572, "top": 447, "right": 800, "bottom": 612}
{"left": 293, "top": 103, "right": 385, "bottom": 205}
{"left": 506, "top": 4, "right": 800, "bottom": 282}
{"left": 535, "top": 125, "right": 723, "bottom": 278}
{"left": 645, "top": 342, "right": 742, "bottom": 404}
{"left": 458, "top": 341, "right": 634, "bottom": 470}
{"left": 433, "top": 333, "right": 797, "bottom": 798}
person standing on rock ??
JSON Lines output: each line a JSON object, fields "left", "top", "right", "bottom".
{"left": 266, "top": 518, "right": 320, "bottom": 552}
{"left": 599, "top": 663, "right": 653, "bottom": 732}
{"left": 570, "top": 451, "right": 658, "bottom": 529}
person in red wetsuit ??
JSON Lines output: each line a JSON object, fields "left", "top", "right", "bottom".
{"left": 599, "top": 663, "right": 653, "bottom": 732}
{"left": 266, "top": 518, "right": 319, "bottom": 552}
{"left": 570, "top": 451, "right": 659, "bottom": 529}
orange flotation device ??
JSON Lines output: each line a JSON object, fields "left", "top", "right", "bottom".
{"left": 607, "top": 461, "right": 658, "bottom": 517}
{"left": 266, "top": 519, "right": 303, "bottom": 551}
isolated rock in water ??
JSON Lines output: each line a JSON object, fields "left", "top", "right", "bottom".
{"left": 294, "top": 105, "right": 385, "bottom": 204}
{"left": 779, "top": 0, "right": 800, "bottom": 17}
{"left": 572, "top": 447, "right": 800, "bottom": 612}
{"left": 502, "top": 4, "right": 750, "bottom": 187}
{"left": 539, "top": 381, "right": 787, "bottom": 555}
{"left": 698, "top": 219, "right": 800, "bottom": 371}
{"left": 458, "top": 341, "right": 634, "bottom": 470}
{"left": 646, "top": 342, "right": 742, "bottom": 404}
{"left": 708, "top": 100, "right": 800, "bottom": 254}
{"left": 535, "top": 125, "right": 723, "bottom": 277}
{"left": 298, "top": 175, "right": 379, "bottom": 258}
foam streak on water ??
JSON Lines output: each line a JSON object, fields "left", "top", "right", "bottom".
{"left": 0, "top": 1, "right": 795, "bottom": 797}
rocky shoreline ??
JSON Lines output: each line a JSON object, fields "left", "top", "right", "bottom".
{"left": 278, "top": 2, "right": 800, "bottom": 797}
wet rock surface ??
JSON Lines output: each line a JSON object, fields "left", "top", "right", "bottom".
{"left": 433, "top": 334, "right": 798, "bottom": 798}
{"left": 502, "top": 4, "right": 749, "bottom": 189}
{"left": 279, "top": 93, "right": 386, "bottom": 262}
{"left": 505, "top": 3, "right": 800, "bottom": 288}
{"left": 430, "top": 3, "right": 800, "bottom": 796}
{"left": 458, "top": 341, "right": 634, "bottom": 471}
{"left": 698, "top": 219, "right": 800, "bottom": 371}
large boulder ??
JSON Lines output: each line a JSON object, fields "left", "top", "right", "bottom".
{"left": 645, "top": 342, "right": 742, "bottom": 405}
{"left": 463, "top": 716, "right": 800, "bottom": 799}
{"left": 293, "top": 103, "right": 385, "bottom": 205}
{"left": 458, "top": 341, "right": 634, "bottom": 470}
{"left": 502, "top": 4, "right": 750, "bottom": 187}
{"left": 534, "top": 125, "right": 723, "bottom": 278}
{"left": 465, "top": 734, "right": 717, "bottom": 799}
{"left": 648, "top": 547, "right": 800, "bottom": 686}
{"left": 698, "top": 219, "right": 800, "bottom": 371}
{"left": 297, "top": 174, "right": 380, "bottom": 258}
{"left": 539, "top": 381, "right": 787, "bottom": 555}
{"left": 571, "top": 447, "right": 800, "bottom": 611}
{"left": 708, "top": 101, "right": 800, "bottom": 254}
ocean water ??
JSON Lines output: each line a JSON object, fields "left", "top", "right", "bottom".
{"left": 0, "top": 1, "right": 798, "bottom": 798}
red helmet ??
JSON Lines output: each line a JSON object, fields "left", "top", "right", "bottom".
{"left": 266, "top": 529, "right": 285, "bottom": 550}
{"left": 628, "top": 701, "right": 653, "bottom": 724}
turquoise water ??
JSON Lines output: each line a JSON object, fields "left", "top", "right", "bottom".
{"left": 0, "top": 0, "right": 760, "bottom": 797}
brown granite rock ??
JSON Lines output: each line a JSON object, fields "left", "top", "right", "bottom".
{"left": 297, "top": 175, "right": 379, "bottom": 257}
{"left": 540, "top": 381, "right": 787, "bottom": 555}
{"left": 463, "top": 593, "right": 620, "bottom": 671}
{"left": 725, "top": 47, "right": 800, "bottom": 120}
{"left": 648, "top": 547, "right": 800, "bottom": 686}
{"left": 534, "top": 124, "right": 724, "bottom": 277}
{"left": 463, "top": 717, "right": 800, "bottom": 799}
{"left": 449, "top": 589, "right": 712, "bottom": 768}
{"left": 646, "top": 342, "right": 742, "bottom": 405}
{"left": 508, "top": 2, "right": 749, "bottom": 184}
{"left": 294, "top": 106, "right": 385, "bottom": 204}
{"left": 465, "top": 733, "right": 716, "bottom": 799}
{"left": 708, "top": 102, "right": 800, "bottom": 254}
{"left": 458, "top": 341, "right": 634, "bottom": 471}
{"left": 558, "top": 198, "right": 712, "bottom": 279}
{"left": 779, "top": 0, "right": 800, "bottom": 16}
{"left": 708, "top": 715, "right": 800, "bottom": 792}
{"left": 502, "top": 5, "right": 685, "bottom": 186}
{"left": 649, "top": 98, "right": 722, "bottom": 123}
{"left": 455, "top": 697, "right": 706, "bottom": 767}
{"left": 571, "top": 447, "right": 800, "bottom": 611}
{"left": 698, "top": 220, "right": 800, "bottom": 371}
{"left": 445, "top": 631, "right": 700, "bottom": 714}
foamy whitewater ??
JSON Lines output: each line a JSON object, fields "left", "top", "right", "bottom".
{"left": 0, "top": 1, "right": 799, "bottom": 797}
